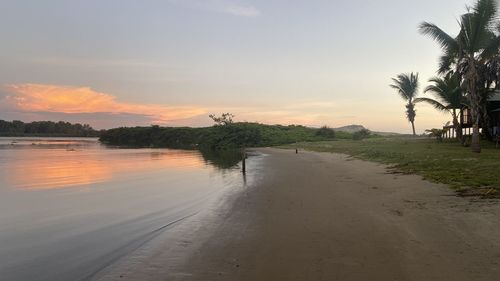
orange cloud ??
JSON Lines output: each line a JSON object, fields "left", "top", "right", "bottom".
{"left": 3, "top": 84, "right": 206, "bottom": 124}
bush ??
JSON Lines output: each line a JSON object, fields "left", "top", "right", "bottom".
{"left": 424, "top": 128, "right": 444, "bottom": 142}
{"left": 315, "top": 126, "right": 336, "bottom": 139}
{"left": 352, "top": 129, "right": 371, "bottom": 140}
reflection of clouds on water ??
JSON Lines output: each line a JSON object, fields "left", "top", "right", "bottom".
{"left": 9, "top": 156, "right": 111, "bottom": 190}
{"left": 0, "top": 139, "right": 253, "bottom": 281}
{"left": 1, "top": 139, "right": 210, "bottom": 190}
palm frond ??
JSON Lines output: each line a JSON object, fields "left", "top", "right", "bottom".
{"left": 460, "top": 0, "right": 498, "bottom": 54}
{"left": 419, "top": 22, "right": 459, "bottom": 52}
{"left": 414, "top": 97, "right": 449, "bottom": 112}
{"left": 424, "top": 84, "right": 445, "bottom": 95}
{"left": 389, "top": 81, "right": 409, "bottom": 101}
{"left": 459, "top": 12, "right": 476, "bottom": 53}
{"left": 481, "top": 34, "right": 500, "bottom": 59}
{"left": 423, "top": 75, "right": 464, "bottom": 110}
{"left": 437, "top": 54, "right": 456, "bottom": 75}
{"left": 472, "top": 0, "right": 498, "bottom": 27}
{"left": 390, "top": 72, "right": 420, "bottom": 101}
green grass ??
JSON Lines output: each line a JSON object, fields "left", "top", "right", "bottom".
{"left": 287, "top": 137, "right": 500, "bottom": 191}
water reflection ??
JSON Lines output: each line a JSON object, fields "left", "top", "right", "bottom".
{"left": 199, "top": 149, "right": 244, "bottom": 170}
{"left": 0, "top": 138, "right": 254, "bottom": 281}
{"left": 0, "top": 138, "right": 241, "bottom": 190}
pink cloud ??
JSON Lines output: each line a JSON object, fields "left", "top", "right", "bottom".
{"left": 2, "top": 84, "right": 207, "bottom": 125}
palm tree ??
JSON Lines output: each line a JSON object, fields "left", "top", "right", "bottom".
{"left": 390, "top": 72, "right": 420, "bottom": 136}
{"left": 479, "top": 51, "right": 500, "bottom": 138}
{"left": 419, "top": 0, "right": 500, "bottom": 153}
{"left": 415, "top": 74, "right": 465, "bottom": 140}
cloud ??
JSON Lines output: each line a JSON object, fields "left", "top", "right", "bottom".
{"left": 0, "top": 84, "right": 382, "bottom": 130}
{"left": 206, "top": 101, "right": 343, "bottom": 128}
{"left": 0, "top": 84, "right": 341, "bottom": 129}
{"left": 1, "top": 84, "right": 207, "bottom": 127}
{"left": 169, "top": 0, "right": 261, "bottom": 17}
{"left": 221, "top": 4, "right": 260, "bottom": 17}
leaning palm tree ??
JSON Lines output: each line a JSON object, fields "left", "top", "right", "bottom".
{"left": 390, "top": 72, "right": 419, "bottom": 136}
{"left": 415, "top": 74, "right": 465, "bottom": 139}
{"left": 419, "top": 0, "right": 500, "bottom": 153}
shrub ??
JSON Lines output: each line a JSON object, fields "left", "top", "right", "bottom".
{"left": 352, "top": 129, "right": 371, "bottom": 140}
{"left": 315, "top": 126, "right": 336, "bottom": 139}
{"left": 424, "top": 128, "right": 445, "bottom": 142}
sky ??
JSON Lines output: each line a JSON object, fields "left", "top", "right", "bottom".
{"left": 0, "top": 0, "right": 476, "bottom": 133}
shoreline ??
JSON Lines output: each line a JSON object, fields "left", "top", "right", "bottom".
{"left": 98, "top": 148, "right": 500, "bottom": 281}
{"left": 93, "top": 150, "right": 267, "bottom": 281}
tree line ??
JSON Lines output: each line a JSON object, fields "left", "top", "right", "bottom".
{"left": 391, "top": 0, "right": 500, "bottom": 153}
{"left": 99, "top": 122, "right": 341, "bottom": 150}
{"left": 0, "top": 120, "right": 100, "bottom": 137}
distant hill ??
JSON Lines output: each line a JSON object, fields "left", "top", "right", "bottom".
{"left": 333, "top": 125, "right": 366, "bottom": 133}
{"left": 333, "top": 124, "right": 400, "bottom": 136}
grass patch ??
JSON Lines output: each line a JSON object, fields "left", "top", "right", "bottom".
{"left": 287, "top": 137, "right": 500, "bottom": 191}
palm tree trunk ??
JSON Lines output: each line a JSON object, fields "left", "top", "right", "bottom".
{"left": 481, "top": 100, "right": 492, "bottom": 140}
{"left": 411, "top": 121, "right": 416, "bottom": 136}
{"left": 471, "top": 118, "right": 481, "bottom": 153}
{"left": 452, "top": 109, "right": 461, "bottom": 140}
{"left": 467, "top": 56, "right": 481, "bottom": 153}
{"left": 470, "top": 96, "right": 481, "bottom": 152}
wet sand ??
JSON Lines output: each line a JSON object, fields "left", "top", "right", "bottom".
{"left": 99, "top": 148, "right": 500, "bottom": 281}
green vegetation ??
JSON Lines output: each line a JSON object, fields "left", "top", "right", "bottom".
{"left": 352, "top": 128, "right": 372, "bottom": 140}
{"left": 199, "top": 149, "right": 244, "bottom": 169}
{"left": 418, "top": 0, "right": 500, "bottom": 153}
{"left": 315, "top": 126, "right": 336, "bottom": 138}
{"left": 425, "top": 128, "right": 445, "bottom": 142}
{"left": 415, "top": 74, "right": 464, "bottom": 140}
{"left": 209, "top": 112, "right": 235, "bottom": 126}
{"left": 290, "top": 137, "right": 500, "bottom": 191}
{"left": 0, "top": 120, "right": 100, "bottom": 137}
{"left": 99, "top": 122, "right": 348, "bottom": 149}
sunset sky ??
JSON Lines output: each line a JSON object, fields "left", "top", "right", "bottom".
{"left": 0, "top": 0, "right": 471, "bottom": 132}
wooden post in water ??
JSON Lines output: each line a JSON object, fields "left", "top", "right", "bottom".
{"left": 242, "top": 148, "right": 246, "bottom": 174}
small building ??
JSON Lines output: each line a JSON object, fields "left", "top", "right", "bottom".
{"left": 443, "top": 91, "right": 500, "bottom": 139}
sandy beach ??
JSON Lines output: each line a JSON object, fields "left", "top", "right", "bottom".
{"left": 98, "top": 148, "right": 500, "bottom": 281}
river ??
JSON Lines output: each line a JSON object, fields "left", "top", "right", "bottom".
{"left": 0, "top": 137, "right": 249, "bottom": 281}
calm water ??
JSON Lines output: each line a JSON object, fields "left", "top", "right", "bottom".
{"left": 0, "top": 137, "right": 249, "bottom": 281}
